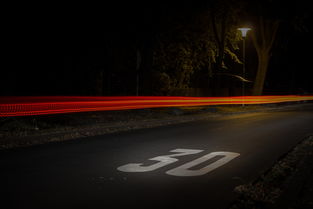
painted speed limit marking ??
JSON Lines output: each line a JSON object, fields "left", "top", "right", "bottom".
{"left": 117, "top": 149, "right": 240, "bottom": 177}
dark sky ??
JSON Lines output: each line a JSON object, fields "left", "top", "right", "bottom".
{"left": 3, "top": 1, "right": 203, "bottom": 73}
{"left": 2, "top": 1, "right": 313, "bottom": 95}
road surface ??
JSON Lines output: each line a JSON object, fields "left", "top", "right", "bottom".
{"left": 1, "top": 104, "right": 313, "bottom": 209}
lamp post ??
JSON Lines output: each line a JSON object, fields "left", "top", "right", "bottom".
{"left": 237, "top": 27, "right": 251, "bottom": 106}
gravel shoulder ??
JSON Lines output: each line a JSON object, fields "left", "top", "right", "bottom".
{"left": 229, "top": 135, "right": 313, "bottom": 209}
{"left": 0, "top": 103, "right": 311, "bottom": 150}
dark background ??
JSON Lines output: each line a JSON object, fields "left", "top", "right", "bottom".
{"left": 1, "top": 1, "right": 312, "bottom": 96}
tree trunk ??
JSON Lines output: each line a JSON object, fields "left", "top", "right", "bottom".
{"left": 250, "top": 17, "right": 279, "bottom": 95}
{"left": 253, "top": 51, "right": 269, "bottom": 95}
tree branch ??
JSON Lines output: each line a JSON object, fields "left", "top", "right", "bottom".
{"left": 259, "top": 16, "right": 266, "bottom": 47}
{"left": 266, "top": 20, "right": 280, "bottom": 53}
{"left": 210, "top": 11, "right": 221, "bottom": 45}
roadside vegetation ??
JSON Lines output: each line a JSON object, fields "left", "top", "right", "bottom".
{"left": 230, "top": 135, "right": 313, "bottom": 209}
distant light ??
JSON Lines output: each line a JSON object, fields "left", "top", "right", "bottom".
{"left": 238, "top": 28, "right": 251, "bottom": 37}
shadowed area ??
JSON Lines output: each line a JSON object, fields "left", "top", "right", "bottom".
{"left": 0, "top": 105, "right": 312, "bottom": 209}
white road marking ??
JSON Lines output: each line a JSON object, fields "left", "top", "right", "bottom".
{"left": 117, "top": 149, "right": 203, "bottom": 172}
{"left": 117, "top": 149, "right": 240, "bottom": 177}
{"left": 166, "top": 151, "right": 240, "bottom": 176}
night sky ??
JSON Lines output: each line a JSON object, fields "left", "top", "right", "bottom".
{"left": 2, "top": 1, "right": 313, "bottom": 96}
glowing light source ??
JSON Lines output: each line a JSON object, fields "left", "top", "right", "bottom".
{"left": 0, "top": 95, "right": 313, "bottom": 117}
{"left": 238, "top": 28, "right": 251, "bottom": 37}
{"left": 0, "top": 96, "right": 312, "bottom": 117}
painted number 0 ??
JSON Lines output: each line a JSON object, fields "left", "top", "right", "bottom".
{"left": 117, "top": 149, "right": 240, "bottom": 177}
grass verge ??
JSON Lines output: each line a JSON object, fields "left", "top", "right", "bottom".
{"left": 229, "top": 135, "right": 313, "bottom": 209}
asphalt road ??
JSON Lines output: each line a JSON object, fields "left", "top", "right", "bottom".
{"left": 1, "top": 105, "right": 313, "bottom": 209}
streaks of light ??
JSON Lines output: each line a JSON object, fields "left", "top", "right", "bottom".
{"left": 0, "top": 95, "right": 312, "bottom": 117}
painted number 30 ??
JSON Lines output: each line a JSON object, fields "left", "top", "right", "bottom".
{"left": 117, "top": 149, "right": 240, "bottom": 177}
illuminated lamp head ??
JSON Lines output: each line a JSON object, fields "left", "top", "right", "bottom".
{"left": 237, "top": 28, "right": 251, "bottom": 37}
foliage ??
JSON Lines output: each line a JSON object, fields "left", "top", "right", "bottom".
{"left": 152, "top": 4, "right": 243, "bottom": 95}
{"left": 209, "top": 0, "right": 243, "bottom": 70}
{"left": 153, "top": 19, "right": 215, "bottom": 90}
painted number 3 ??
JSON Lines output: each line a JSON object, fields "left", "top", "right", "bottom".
{"left": 117, "top": 149, "right": 240, "bottom": 177}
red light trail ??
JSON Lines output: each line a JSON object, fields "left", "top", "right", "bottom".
{"left": 0, "top": 95, "right": 312, "bottom": 117}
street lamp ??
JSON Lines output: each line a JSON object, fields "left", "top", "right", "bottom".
{"left": 238, "top": 27, "right": 251, "bottom": 106}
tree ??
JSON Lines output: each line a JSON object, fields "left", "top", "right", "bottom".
{"left": 209, "top": 0, "right": 243, "bottom": 71}
{"left": 208, "top": 0, "right": 243, "bottom": 95}
{"left": 152, "top": 2, "right": 242, "bottom": 95}
{"left": 247, "top": 0, "right": 281, "bottom": 95}
{"left": 152, "top": 11, "right": 217, "bottom": 94}
{"left": 246, "top": 0, "right": 310, "bottom": 95}
{"left": 251, "top": 17, "right": 279, "bottom": 95}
